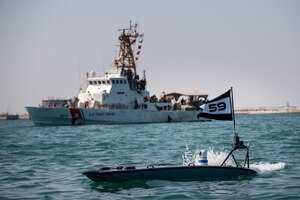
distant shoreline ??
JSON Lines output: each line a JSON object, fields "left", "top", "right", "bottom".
{"left": 0, "top": 114, "right": 30, "bottom": 120}
{"left": 235, "top": 107, "right": 300, "bottom": 114}
{"left": 1, "top": 107, "right": 300, "bottom": 120}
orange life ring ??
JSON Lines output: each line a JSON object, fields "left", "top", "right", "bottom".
{"left": 84, "top": 101, "right": 89, "bottom": 108}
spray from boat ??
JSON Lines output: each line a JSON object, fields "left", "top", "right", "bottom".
{"left": 182, "top": 145, "right": 286, "bottom": 174}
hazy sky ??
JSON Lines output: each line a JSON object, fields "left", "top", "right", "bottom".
{"left": 1, "top": 0, "right": 299, "bottom": 114}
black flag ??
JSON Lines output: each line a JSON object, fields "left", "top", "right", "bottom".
{"left": 197, "top": 89, "right": 233, "bottom": 121}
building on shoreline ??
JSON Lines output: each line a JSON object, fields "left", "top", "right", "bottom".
{"left": 0, "top": 113, "right": 30, "bottom": 120}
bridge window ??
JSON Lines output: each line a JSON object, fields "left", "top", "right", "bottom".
{"left": 120, "top": 80, "right": 123, "bottom": 84}
{"left": 107, "top": 80, "right": 110, "bottom": 84}
{"left": 116, "top": 80, "right": 119, "bottom": 84}
{"left": 98, "top": 81, "right": 101, "bottom": 84}
{"left": 89, "top": 81, "right": 93, "bottom": 85}
{"left": 112, "top": 80, "right": 115, "bottom": 84}
{"left": 93, "top": 81, "right": 97, "bottom": 85}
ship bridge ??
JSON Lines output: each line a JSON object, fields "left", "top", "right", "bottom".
{"left": 77, "top": 68, "right": 150, "bottom": 110}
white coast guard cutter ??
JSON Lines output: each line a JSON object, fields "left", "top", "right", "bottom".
{"left": 83, "top": 88, "right": 257, "bottom": 182}
{"left": 26, "top": 22, "right": 208, "bottom": 125}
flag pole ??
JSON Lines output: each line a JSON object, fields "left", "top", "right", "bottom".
{"left": 230, "top": 87, "right": 239, "bottom": 147}
{"left": 230, "top": 87, "right": 236, "bottom": 134}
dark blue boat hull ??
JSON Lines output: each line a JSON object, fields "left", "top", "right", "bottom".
{"left": 83, "top": 165, "right": 257, "bottom": 182}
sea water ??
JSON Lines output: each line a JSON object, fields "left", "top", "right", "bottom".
{"left": 0, "top": 113, "right": 299, "bottom": 199}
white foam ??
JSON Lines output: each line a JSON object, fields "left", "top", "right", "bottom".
{"left": 250, "top": 162, "right": 286, "bottom": 173}
{"left": 182, "top": 144, "right": 195, "bottom": 166}
{"left": 206, "top": 148, "right": 235, "bottom": 166}
{"left": 182, "top": 145, "right": 286, "bottom": 173}
{"left": 182, "top": 146, "right": 235, "bottom": 166}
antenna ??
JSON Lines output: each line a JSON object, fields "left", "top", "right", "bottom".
{"left": 100, "top": 44, "right": 105, "bottom": 74}
{"left": 78, "top": 46, "right": 81, "bottom": 89}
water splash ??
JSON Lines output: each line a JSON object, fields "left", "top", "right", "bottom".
{"left": 205, "top": 148, "right": 235, "bottom": 166}
{"left": 182, "top": 144, "right": 194, "bottom": 165}
{"left": 182, "top": 145, "right": 286, "bottom": 173}
{"left": 250, "top": 162, "right": 286, "bottom": 173}
{"left": 182, "top": 146, "right": 235, "bottom": 166}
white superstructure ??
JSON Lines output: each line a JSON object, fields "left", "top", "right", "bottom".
{"left": 78, "top": 69, "right": 152, "bottom": 111}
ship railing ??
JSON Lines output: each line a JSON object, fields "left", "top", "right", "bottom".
{"left": 93, "top": 104, "right": 129, "bottom": 110}
{"left": 92, "top": 103, "right": 150, "bottom": 110}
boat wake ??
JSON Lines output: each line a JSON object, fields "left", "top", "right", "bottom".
{"left": 250, "top": 162, "right": 286, "bottom": 173}
{"left": 182, "top": 145, "right": 286, "bottom": 174}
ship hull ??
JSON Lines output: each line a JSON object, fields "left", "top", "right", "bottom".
{"left": 25, "top": 107, "right": 209, "bottom": 125}
{"left": 83, "top": 165, "right": 257, "bottom": 182}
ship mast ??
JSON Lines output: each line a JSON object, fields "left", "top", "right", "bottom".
{"left": 114, "top": 22, "right": 144, "bottom": 91}
{"left": 114, "top": 22, "right": 140, "bottom": 77}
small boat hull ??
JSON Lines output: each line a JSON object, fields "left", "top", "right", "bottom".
{"left": 83, "top": 165, "right": 257, "bottom": 182}
{"left": 6, "top": 115, "right": 19, "bottom": 120}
